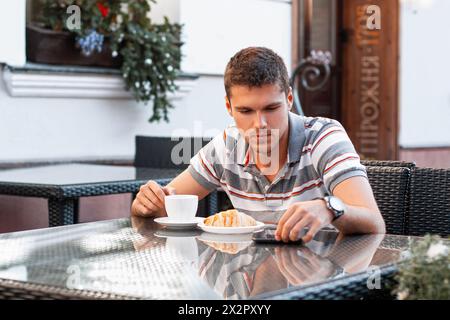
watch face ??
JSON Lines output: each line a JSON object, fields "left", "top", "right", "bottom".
{"left": 329, "top": 197, "right": 345, "bottom": 212}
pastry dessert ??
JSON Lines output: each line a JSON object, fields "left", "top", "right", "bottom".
{"left": 204, "top": 209, "right": 257, "bottom": 227}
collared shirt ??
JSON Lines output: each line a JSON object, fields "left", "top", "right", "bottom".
{"left": 188, "top": 112, "right": 367, "bottom": 223}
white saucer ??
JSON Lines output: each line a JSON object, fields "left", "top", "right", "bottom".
{"left": 154, "top": 217, "right": 205, "bottom": 229}
{"left": 197, "top": 232, "right": 253, "bottom": 244}
{"left": 197, "top": 221, "right": 265, "bottom": 234}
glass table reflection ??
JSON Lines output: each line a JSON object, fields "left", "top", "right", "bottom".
{"left": 0, "top": 216, "right": 414, "bottom": 300}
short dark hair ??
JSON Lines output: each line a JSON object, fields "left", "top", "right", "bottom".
{"left": 224, "top": 47, "right": 290, "bottom": 99}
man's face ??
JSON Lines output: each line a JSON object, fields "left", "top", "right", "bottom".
{"left": 225, "top": 84, "right": 293, "bottom": 160}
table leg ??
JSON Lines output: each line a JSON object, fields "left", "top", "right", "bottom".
{"left": 48, "top": 198, "right": 79, "bottom": 227}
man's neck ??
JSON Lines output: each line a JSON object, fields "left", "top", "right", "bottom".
{"left": 254, "top": 129, "right": 289, "bottom": 182}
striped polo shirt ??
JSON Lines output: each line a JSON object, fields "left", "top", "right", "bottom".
{"left": 188, "top": 112, "right": 367, "bottom": 223}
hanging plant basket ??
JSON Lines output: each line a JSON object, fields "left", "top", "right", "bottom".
{"left": 31, "top": 0, "right": 183, "bottom": 122}
{"left": 26, "top": 24, "right": 122, "bottom": 68}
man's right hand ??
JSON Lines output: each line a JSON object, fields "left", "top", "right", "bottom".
{"left": 131, "top": 180, "right": 176, "bottom": 217}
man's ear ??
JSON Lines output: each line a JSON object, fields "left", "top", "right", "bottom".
{"left": 287, "top": 87, "right": 294, "bottom": 111}
{"left": 225, "top": 96, "right": 233, "bottom": 116}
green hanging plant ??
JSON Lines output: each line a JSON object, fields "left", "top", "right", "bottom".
{"left": 37, "top": 0, "right": 183, "bottom": 122}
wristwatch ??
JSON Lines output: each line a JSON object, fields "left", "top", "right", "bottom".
{"left": 323, "top": 196, "right": 346, "bottom": 222}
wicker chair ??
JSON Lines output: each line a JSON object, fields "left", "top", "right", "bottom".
{"left": 135, "top": 136, "right": 212, "bottom": 169}
{"left": 408, "top": 168, "right": 450, "bottom": 237}
{"left": 361, "top": 160, "right": 416, "bottom": 169}
{"left": 366, "top": 166, "right": 411, "bottom": 235}
{"left": 216, "top": 165, "right": 411, "bottom": 236}
{"left": 134, "top": 136, "right": 217, "bottom": 216}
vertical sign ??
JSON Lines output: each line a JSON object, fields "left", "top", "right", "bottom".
{"left": 341, "top": 0, "right": 399, "bottom": 160}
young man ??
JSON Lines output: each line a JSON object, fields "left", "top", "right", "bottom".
{"left": 131, "top": 47, "right": 386, "bottom": 243}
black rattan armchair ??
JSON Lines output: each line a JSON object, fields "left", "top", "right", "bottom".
{"left": 134, "top": 136, "right": 217, "bottom": 216}
{"left": 217, "top": 165, "right": 412, "bottom": 236}
{"left": 366, "top": 166, "right": 411, "bottom": 235}
{"left": 135, "top": 136, "right": 212, "bottom": 169}
{"left": 361, "top": 160, "right": 416, "bottom": 169}
{"left": 408, "top": 167, "right": 450, "bottom": 237}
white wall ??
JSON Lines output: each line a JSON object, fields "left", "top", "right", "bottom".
{"left": 0, "top": 0, "right": 26, "bottom": 66}
{"left": 0, "top": 72, "right": 228, "bottom": 162}
{"left": 0, "top": 0, "right": 291, "bottom": 163}
{"left": 180, "top": 0, "right": 292, "bottom": 75}
{"left": 399, "top": 0, "right": 450, "bottom": 148}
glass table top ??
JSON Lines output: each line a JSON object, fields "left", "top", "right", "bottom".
{"left": 0, "top": 217, "right": 415, "bottom": 300}
{"left": 0, "top": 164, "right": 182, "bottom": 186}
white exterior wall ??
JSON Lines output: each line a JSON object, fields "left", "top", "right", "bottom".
{"left": 2, "top": 0, "right": 450, "bottom": 160}
{"left": 0, "top": 0, "right": 26, "bottom": 66}
{"left": 0, "top": 0, "right": 292, "bottom": 163}
{"left": 399, "top": 0, "right": 450, "bottom": 148}
{"left": 0, "top": 72, "right": 227, "bottom": 162}
{"left": 179, "top": 0, "right": 292, "bottom": 75}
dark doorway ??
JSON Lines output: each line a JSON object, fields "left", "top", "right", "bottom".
{"left": 291, "top": 0, "right": 341, "bottom": 120}
{"left": 292, "top": 0, "right": 399, "bottom": 160}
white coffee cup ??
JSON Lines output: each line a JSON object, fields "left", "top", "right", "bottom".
{"left": 165, "top": 195, "right": 198, "bottom": 221}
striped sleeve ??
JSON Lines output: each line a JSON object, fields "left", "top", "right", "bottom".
{"left": 309, "top": 119, "right": 367, "bottom": 194}
{"left": 187, "top": 134, "right": 224, "bottom": 191}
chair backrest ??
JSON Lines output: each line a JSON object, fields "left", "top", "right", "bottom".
{"left": 134, "top": 136, "right": 215, "bottom": 217}
{"left": 219, "top": 166, "right": 412, "bottom": 233}
{"left": 408, "top": 168, "right": 450, "bottom": 237}
{"left": 366, "top": 166, "right": 411, "bottom": 235}
{"left": 134, "top": 136, "right": 212, "bottom": 169}
{"left": 361, "top": 160, "right": 416, "bottom": 169}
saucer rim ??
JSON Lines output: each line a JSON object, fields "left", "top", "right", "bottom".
{"left": 154, "top": 217, "right": 205, "bottom": 225}
{"left": 196, "top": 221, "right": 265, "bottom": 234}
{"left": 197, "top": 232, "right": 254, "bottom": 244}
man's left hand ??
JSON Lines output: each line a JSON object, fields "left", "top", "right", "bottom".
{"left": 275, "top": 199, "right": 334, "bottom": 243}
